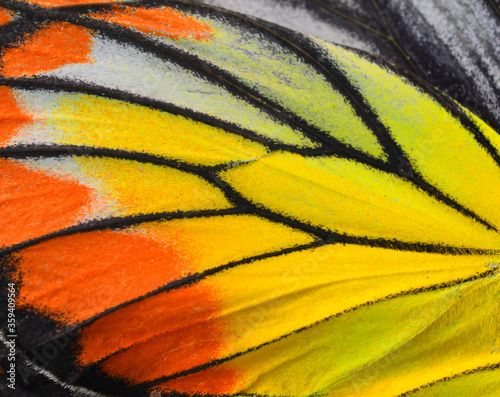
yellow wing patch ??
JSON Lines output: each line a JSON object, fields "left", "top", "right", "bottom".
{"left": 134, "top": 214, "right": 316, "bottom": 274}
{"left": 8, "top": 89, "right": 268, "bottom": 166}
{"left": 408, "top": 367, "right": 500, "bottom": 397}
{"left": 22, "top": 156, "right": 231, "bottom": 218}
{"left": 317, "top": 40, "right": 500, "bottom": 231}
{"left": 220, "top": 152, "right": 500, "bottom": 250}
{"left": 160, "top": 269, "right": 500, "bottom": 395}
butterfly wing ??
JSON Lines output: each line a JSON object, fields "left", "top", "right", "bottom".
{"left": 0, "top": 1, "right": 499, "bottom": 396}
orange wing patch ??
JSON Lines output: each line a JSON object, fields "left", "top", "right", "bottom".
{"left": 13, "top": 230, "right": 189, "bottom": 324}
{"left": 0, "top": 86, "right": 33, "bottom": 146}
{"left": 0, "top": 21, "right": 93, "bottom": 78}
{"left": 158, "top": 366, "right": 242, "bottom": 395}
{"left": 25, "top": 0, "right": 118, "bottom": 7}
{"left": 95, "top": 284, "right": 227, "bottom": 384}
{"left": 77, "top": 284, "right": 220, "bottom": 367}
{"left": 0, "top": 159, "right": 92, "bottom": 248}
{"left": 90, "top": 5, "right": 214, "bottom": 41}
{"left": 0, "top": 7, "right": 14, "bottom": 26}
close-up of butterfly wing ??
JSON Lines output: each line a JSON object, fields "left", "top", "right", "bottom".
{"left": 0, "top": 1, "right": 499, "bottom": 396}
{"left": 194, "top": 0, "right": 500, "bottom": 134}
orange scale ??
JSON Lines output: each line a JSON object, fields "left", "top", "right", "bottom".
{"left": 0, "top": 158, "right": 92, "bottom": 248}
{"left": 77, "top": 283, "right": 223, "bottom": 367}
{"left": 0, "top": 86, "right": 33, "bottom": 146}
{"left": 25, "top": 0, "right": 115, "bottom": 8}
{"left": 14, "top": 229, "right": 190, "bottom": 325}
{"left": 89, "top": 5, "right": 214, "bottom": 41}
{"left": 0, "top": 21, "right": 94, "bottom": 78}
{"left": 99, "top": 305, "right": 227, "bottom": 383}
{"left": 0, "top": 7, "right": 14, "bottom": 26}
{"left": 157, "top": 365, "right": 243, "bottom": 395}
